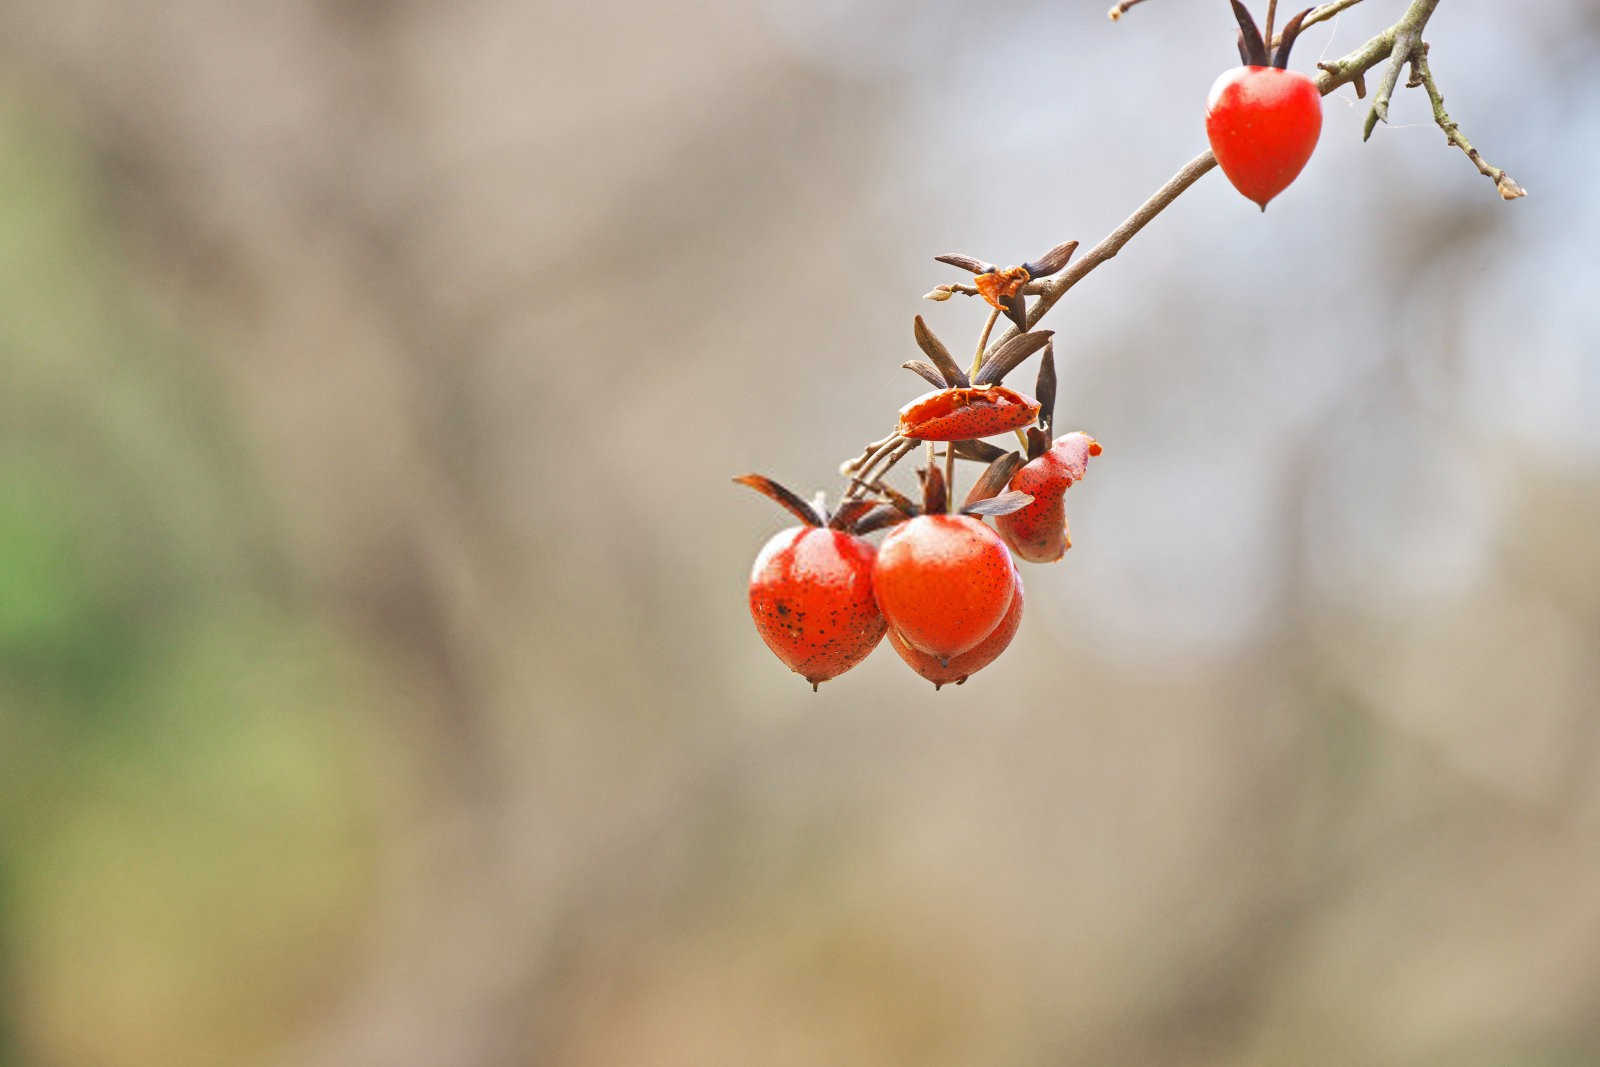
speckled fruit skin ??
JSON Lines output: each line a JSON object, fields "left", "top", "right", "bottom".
{"left": 873, "top": 514, "right": 1017, "bottom": 660}
{"left": 995, "top": 432, "right": 1101, "bottom": 564}
{"left": 888, "top": 569, "right": 1023, "bottom": 689}
{"left": 748, "top": 526, "right": 886, "bottom": 689}
{"left": 1205, "top": 66, "right": 1322, "bottom": 209}
{"left": 897, "top": 387, "right": 1041, "bottom": 441}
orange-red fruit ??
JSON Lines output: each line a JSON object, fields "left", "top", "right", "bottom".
{"left": 995, "top": 432, "right": 1101, "bottom": 563}
{"left": 888, "top": 569, "right": 1024, "bottom": 689}
{"left": 748, "top": 526, "right": 886, "bottom": 689}
{"left": 897, "top": 386, "right": 1041, "bottom": 441}
{"left": 1205, "top": 66, "right": 1322, "bottom": 210}
{"left": 873, "top": 514, "right": 1017, "bottom": 660}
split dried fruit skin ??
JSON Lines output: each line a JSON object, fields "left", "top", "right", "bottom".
{"left": 873, "top": 514, "right": 1018, "bottom": 660}
{"left": 888, "top": 568, "right": 1024, "bottom": 689}
{"left": 897, "top": 386, "right": 1041, "bottom": 442}
{"left": 748, "top": 526, "right": 886, "bottom": 690}
{"left": 996, "top": 432, "right": 1101, "bottom": 563}
{"left": 1205, "top": 66, "right": 1322, "bottom": 209}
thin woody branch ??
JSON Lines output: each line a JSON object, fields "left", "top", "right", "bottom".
{"left": 850, "top": 0, "right": 1520, "bottom": 496}
{"left": 1361, "top": 0, "right": 1439, "bottom": 139}
{"left": 1410, "top": 47, "right": 1527, "bottom": 200}
{"left": 978, "top": 0, "right": 1511, "bottom": 363}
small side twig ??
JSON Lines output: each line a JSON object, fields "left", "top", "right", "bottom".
{"left": 1361, "top": 0, "right": 1440, "bottom": 140}
{"left": 1292, "top": 0, "right": 1367, "bottom": 41}
{"left": 1106, "top": 0, "right": 1151, "bottom": 20}
{"left": 1410, "top": 47, "right": 1527, "bottom": 200}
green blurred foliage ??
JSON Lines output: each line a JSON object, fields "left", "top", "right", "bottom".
{"left": 0, "top": 102, "right": 381, "bottom": 1066}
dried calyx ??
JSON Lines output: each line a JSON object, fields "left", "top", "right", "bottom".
{"left": 934, "top": 239, "right": 1078, "bottom": 329}
{"left": 1230, "top": 1, "right": 1313, "bottom": 68}
{"left": 733, "top": 474, "right": 882, "bottom": 533}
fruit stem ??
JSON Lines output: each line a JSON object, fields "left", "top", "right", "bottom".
{"left": 970, "top": 307, "right": 999, "bottom": 380}
{"left": 1263, "top": 0, "right": 1278, "bottom": 57}
{"left": 944, "top": 443, "right": 956, "bottom": 510}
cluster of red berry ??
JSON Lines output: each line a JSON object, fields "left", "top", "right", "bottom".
{"left": 737, "top": 1, "right": 1323, "bottom": 691}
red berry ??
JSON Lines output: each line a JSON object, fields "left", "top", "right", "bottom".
{"left": 873, "top": 514, "right": 1017, "bottom": 660}
{"left": 748, "top": 526, "right": 886, "bottom": 690}
{"left": 995, "top": 432, "right": 1101, "bottom": 563}
{"left": 897, "top": 386, "right": 1041, "bottom": 442}
{"left": 1205, "top": 66, "right": 1322, "bottom": 210}
{"left": 888, "top": 569, "right": 1024, "bottom": 689}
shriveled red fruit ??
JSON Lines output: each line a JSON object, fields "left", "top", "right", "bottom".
{"left": 873, "top": 514, "right": 1017, "bottom": 661}
{"left": 888, "top": 569, "right": 1023, "bottom": 689}
{"left": 1205, "top": 66, "right": 1321, "bottom": 209}
{"left": 748, "top": 526, "right": 886, "bottom": 690}
{"left": 897, "top": 386, "right": 1041, "bottom": 442}
{"left": 995, "top": 432, "right": 1101, "bottom": 563}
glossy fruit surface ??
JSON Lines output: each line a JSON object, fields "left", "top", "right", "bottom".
{"left": 873, "top": 514, "right": 1017, "bottom": 660}
{"left": 888, "top": 569, "right": 1023, "bottom": 688}
{"left": 748, "top": 526, "right": 886, "bottom": 689}
{"left": 1205, "top": 66, "right": 1322, "bottom": 209}
{"left": 897, "top": 386, "right": 1041, "bottom": 441}
{"left": 995, "top": 432, "right": 1101, "bottom": 563}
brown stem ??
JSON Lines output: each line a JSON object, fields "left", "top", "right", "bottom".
{"left": 979, "top": 0, "right": 1465, "bottom": 366}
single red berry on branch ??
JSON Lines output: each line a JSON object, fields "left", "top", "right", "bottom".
{"left": 1205, "top": 4, "right": 1322, "bottom": 210}
{"left": 874, "top": 512, "right": 1019, "bottom": 663}
{"left": 887, "top": 568, "right": 1024, "bottom": 689}
{"left": 736, "top": 475, "right": 887, "bottom": 691}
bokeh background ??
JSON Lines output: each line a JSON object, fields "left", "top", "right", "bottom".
{"left": 2, "top": 0, "right": 1598, "bottom": 1063}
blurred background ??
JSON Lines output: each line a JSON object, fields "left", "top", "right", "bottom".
{"left": 1, "top": 0, "right": 1597, "bottom": 1063}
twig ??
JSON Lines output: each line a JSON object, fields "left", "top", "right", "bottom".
{"left": 926, "top": 280, "right": 1050, "bottom": 301}
{"left": 1361, "top": 0, "right": 1439, "bottom": 140}
{"left": 1410, "top": 47, "right": 1527, "bottom": 200}
{"left": 973, "top": 0, "right": 1478, "bottom": 366}
{"left": 846, "top": 0, "right": 1518, "bottom": 498}
{"left": 1106, "top": 0, "right": 1151, "bottom": 20}
{"left": 1293, "top": 0, "right": 1367, "bottom": 40}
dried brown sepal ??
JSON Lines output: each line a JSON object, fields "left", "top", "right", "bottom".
{"left": 1236, "top": 29, "right": 1252, "bottom": 65}
{"left": 733, "top": 474, "right": 823, "bottom": 526}
{"left": 828, "top": 498, "right": 880, "bottom": 532}
{"left": 852, "top": 506, "right": 909, "bottom": 535}
{"left": 963, "top": 490, "right": 1035, "bottom": 518}
{"left": 963, "top": 452, "right": 1025, "bottom": 507}
{"left": 954, "top": 439, "right": 1009, "bottom": 463}
{"left": 901, "top": 360, "right": 947, "bottom": 389}
{"left": 913, "top": 315, "right": 970, "bottom": 388}
{"left": 1026, "top": 426, "right": 1049, "bottom": 460}
{"left": 1272, "top": 7, "right": 1313, "bottom": 68}
{"left": 1036, "top": 342, "right": 1058, "bottom": 436}
{"left": 1003, "top": 288, "right": 1029, "bottom": 331}
{"left": 974, "top": 329, "right": 1054, "bottom": 386}
{"left": 1022, "top": 240, "right": 1079, "bottom": 278}
{"left": 934, "top": 253, "right": 995, "bottom": 274}
{"left": 1231, "top": 0, "right": 1268, "bottom": 65}
{"left": 921, "top": 464, "right": 948, "bottom": 516}
{"left": 878, "top": 481, "right": 922, "bottom": 517}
